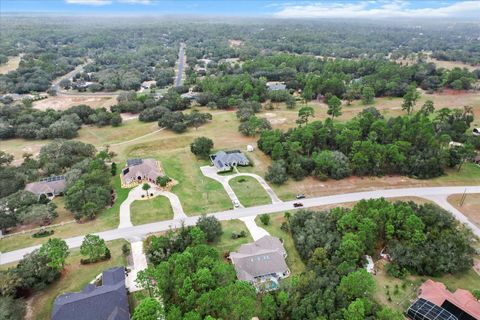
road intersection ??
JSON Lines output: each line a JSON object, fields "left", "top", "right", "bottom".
{"left": 1, "top": 185, "right": 479, "bottom": 265}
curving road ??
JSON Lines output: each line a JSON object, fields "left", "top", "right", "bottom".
{"left": 1, "top": 186, "right": 479, "bottom": 265}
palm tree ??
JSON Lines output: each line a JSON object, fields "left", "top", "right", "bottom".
{"left": 142, "top": 183, "right": 151, "bottom": 198}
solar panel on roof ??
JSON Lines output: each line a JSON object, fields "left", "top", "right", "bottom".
{"left": 40, "top": 175, "right": 66, "bottom": 183}
{"left": 127, "top": 159, "right": 143, "bottom": 167}
{"left": 407, "top": 299, "right": 458, "bottom": 320}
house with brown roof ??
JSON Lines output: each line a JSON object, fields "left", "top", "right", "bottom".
{"left": 407, "top": 279, "right": 480, "bottom": 320}
{"left": 120, "top": 159, "right": 162, "bottom": 188}
{"left": 25, "top": 176, "right": 67, "bottom": 199}
{"left": 230, "top": 235, "right": 290, "bottom": 291}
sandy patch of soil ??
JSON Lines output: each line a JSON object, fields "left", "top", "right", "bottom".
{"left": 33, "top": 95, "right": 117, "bottom": 111}
{"left": 228, "top": 39, "right": 244, "bottom": 48}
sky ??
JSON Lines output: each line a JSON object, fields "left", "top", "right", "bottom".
{"left": 2, "top": 0, "right": 480, "bottom": 19}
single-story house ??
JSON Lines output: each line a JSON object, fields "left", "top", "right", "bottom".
{"left": 210, "top": 150, "right": 250, "bottom": 172}
{"left": 266, "top": 81, "right": 287, "bottom": 91}
{"left": 121, "top": 158, "right": 162, "bottom": 187}
{"left": 230, "top": 235, "right": 290, "bottom": 291}
{"left": 25, "top": 176, "right": 67, "bottom": 199}
{"left": 52, "top": 267, "right": 129, "bottom": 320}
{"left": 406, "top": 279, "right": 480, "bottom": 320}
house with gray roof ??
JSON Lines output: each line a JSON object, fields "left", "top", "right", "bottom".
{"left": 25, "top": 176, "right": 67, "bottom": 199}
{"left": 266, "top": 81, "right": 287, "bottom": 91}
{"left": 52, "top": 267, "right": 129, "bottom": 320}
{"left": 121, "top": 158, "right": 162, "bottom": 187}
{"left": 230, "top": 235, "right": 290, "bottom": 291}
{"left": 210, "top": 150, "right": 250, "bottom": 172}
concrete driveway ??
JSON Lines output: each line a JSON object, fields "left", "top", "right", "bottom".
{"left": 118, "top": 183, "right": 186, "bottom": 229}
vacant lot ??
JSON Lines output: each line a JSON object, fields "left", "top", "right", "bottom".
{"left": 130, "top": 196, "right": 174, "bottom": 225}
{"left": 212, "top": 219, "right": 253, "bottom": 255}
{"left": 0, "top": 55, "right": 21, "bottom": 74}
{"left": 25, "top": 239, "right": 128, "bottom": 320}
{"left": 33, "top": 95, "right": 118, "bottom": 111}
{"left": 448, "top": 193, "right": 480, "bottom": 228}
{"left": 255, "top": 212, "right": 306, "bottom": 275}
{"left": 229, "top": 176, "right": 271, "bottom": 207}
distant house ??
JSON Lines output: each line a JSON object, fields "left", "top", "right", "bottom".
{"left": 230, "top": 235, "right": 290, "bottom": 291}
{"left": 210, "top": 150, "right": 250, "bottom": 172}
{"left": 406, "top": 279, "right": 480, "bottom": 320}
{"left": 121, "top": 158, "right": 162, "bottom": 188}
{"left": 52, "top": 267, "right": 129, "bottom": 320}
{"left": 474, "top": 154, "right": 480, "bottom": 165}
{"left": 25, "top": 176, "right": 67, "bottom": 199}
{"left": 266, "top": 81, "right": 287, "bottom": 91}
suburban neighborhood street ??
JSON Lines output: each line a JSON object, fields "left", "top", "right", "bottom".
{"left": 174, "top": 43, "right": 186, "bottom": 87}
{"left": 1, "top": 185, "right": 479, "bottom": 265}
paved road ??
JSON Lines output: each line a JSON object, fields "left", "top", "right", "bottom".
{"left": 1, "top": 186, "right": 479, "bottom": 265}
{"left": 174, "top": 43, "right": 186, "bottom": 87}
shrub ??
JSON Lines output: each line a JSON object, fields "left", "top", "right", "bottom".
{"left": 122, "top": 244, "right": 131, "bottom": 256}
{"left": 259, "top": 214, "right": 270, "bottom": 226}
{"left": 32, "top": 229, "right": 54, "bottom": 238}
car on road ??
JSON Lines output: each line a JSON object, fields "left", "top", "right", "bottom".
{"left": 296, "top": 194, "right": 306, "bottom": 199}
{"left": 293, "top": 202, "right": 303, "bottom": 207}
{"left": 233, "top": 200, "right": 240, "bottom": 208}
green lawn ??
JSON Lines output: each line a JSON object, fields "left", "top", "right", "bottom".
{"left": 212, "top": 220, "right": 253, "bottom": 256}
{"left": 255, "top": 212, "right": 306, "bottom": 275}
{"left": 229, "top": 176, "right": 271, "bottom": 207}
{"left": 27, "top": 239, "right": 128, "bottom": 320}
{"left": 130, "top": 196, "right": 174, "bottom": 225}
{"left": 0, "top": 172, "right": 131, "bottom": 252}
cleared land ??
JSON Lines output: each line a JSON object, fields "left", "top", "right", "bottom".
{"left": 448, "top": 193, "right": 480, "bottom": 228}
{"left": 24, "top": 239, "right": 128, "bottom": 320}
{"left": 212, "top": 219, "right": 253, "bottom": 255}
{"left": 33, "top": 95, "right": 117, "bottom": 111}
{"left": 229, "top": 176, "right": 271, "bottom": 207}
{"left": 130, "top": 196, "right": 174, "bottom": 225}
{"left": 0, "top": 55, "right": 21, "bottom": 74}
{"left": 255, "top": 212, "right": 306, "bottom": 275}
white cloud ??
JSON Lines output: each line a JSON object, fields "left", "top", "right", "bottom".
{"left": 118, "top": 0, "right": 152, "bottom": 4}
{"left": 274, "top": 1, "right": 480, "bottom": 18}
{"left": 65, "top": 0, "right": 112, "bottom": 5}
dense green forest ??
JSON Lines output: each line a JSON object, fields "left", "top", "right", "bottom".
{"left": 0, "top": 18, "right": 479, "bottom": 94}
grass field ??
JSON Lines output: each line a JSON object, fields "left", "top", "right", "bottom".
{"left": 25, "top": 239, "right": 128, "bottom": 320}
{"left": 255, "top": 212, "right": 306, "bottom": 275}
{"left": 0, "top": 174, "right": 130, "bottom": 252}
{"left": 448, "top": 193, "right": 480, "bottom": 228}
{"left": 212, "top": 219, "right": 253, "bottom": 255}
{"left": 0, "top": 55, "right": 21, "bottom": 74}
{"left": 229, "top": 176, "right": 271, "bottom": 207}
{"left": 130, "top": 196, "right": 174, "bottom": 225}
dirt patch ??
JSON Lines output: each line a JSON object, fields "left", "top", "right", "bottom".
{"left": 0, "top": 55, "right": 21, "bottom": 74}
{"left": 228, "top": 39, "right": 244, "bottom": 48}
{"left": 33, "top": 95, "right": 117, "bottom": 111}
{"left": 448, "top": 193, "right": 480, "bottom": 228}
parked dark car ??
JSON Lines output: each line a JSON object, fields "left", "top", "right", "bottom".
{"left": 293, "top": 202, "right": 303, "bottom": 207}
{"left": 296, "top": 194, "right": 306, "bottom": 199}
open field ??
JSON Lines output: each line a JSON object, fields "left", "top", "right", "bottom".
{"left": 448, "top": 193, "right": 480, "bottom": 228}
{"left": 24, "top": 239, "right": 128, "bottom": 320}
{"left": 33, "top": 95, "right": 118, "bottom": 111}
{"left": 0, "top": 174, "right": 130, "bottom": 252}
{"left": 212, "top": 219, "right": 253, "bottom": 255}
{"left": 395, "top": 55, "right": 479, "bottom": 72}
{"left": 130, "top": 196, "right": 174, "bottom": 225}
{"left": 0, "top": 55, "right": 21, "bottom": 74}
{"left": 229, "top": 176, "right": 271, "bottom": 207}
{"left": 255, "top": 212, "right": 306, "bottom": 275}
